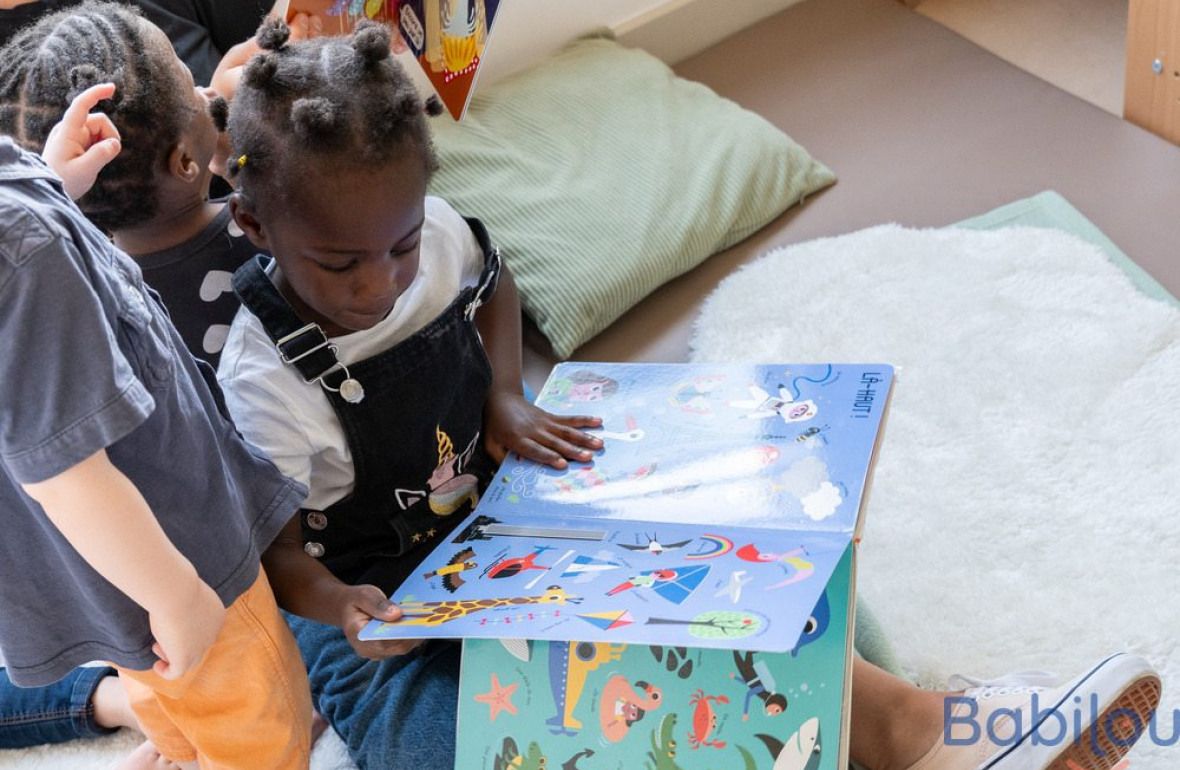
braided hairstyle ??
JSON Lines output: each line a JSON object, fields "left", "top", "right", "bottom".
{"left": 0, "top": 3, "right": 197, "bottom": 232}
{"left": 228, "top": 18, "right": 443, "bottom": 214}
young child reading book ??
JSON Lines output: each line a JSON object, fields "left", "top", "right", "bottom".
{"left": 0, "top": 79, "right": 312, "bottom": 769}
{"left": 214, "top": 20, "right": 1162, "bottom": 770}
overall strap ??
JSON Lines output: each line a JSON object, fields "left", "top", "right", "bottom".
{"left": 231, "top": 255, "right": 360, "bottom": 401}
{"left": 462, "top": 217, "right": 501, "bottom": 321}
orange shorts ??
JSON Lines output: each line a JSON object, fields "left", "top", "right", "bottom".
{"left": 115, "top": 568, "right": 311, "bottom": 769}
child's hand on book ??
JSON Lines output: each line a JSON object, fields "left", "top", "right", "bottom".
{"left": 41, "top": 82, "right": 121, "bottom": 200}
{"left": 336, "top": 583, "right": 422, "bottom": 660}
{"left": 483, "top": 391, "right": 604, "bottom": 469}
{"left": 148, "top": 576, "right": 227, "bottom": 680}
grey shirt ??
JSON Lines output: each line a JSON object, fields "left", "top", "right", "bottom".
{"left": 0, "top": 138, "right": 305, "bottom": 687}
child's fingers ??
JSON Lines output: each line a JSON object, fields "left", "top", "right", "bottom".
{"left": 353, "top": 584, "right": 400, "bottom": 622}
{"left": 61, "top": 82, "right": 116, "bottom": 130}
{"left": 551, "top": 414, "right": 603, "bottom": 429}
{"left": 515, "top": 437, "right": 568, "bottom": 470}
{"left": 83, "top": 111, "right": 120, "bottom": 144}
{"left": 548, "top": 422, "right": 604, "bottom": 451}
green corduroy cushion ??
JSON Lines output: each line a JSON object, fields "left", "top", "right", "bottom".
{"left": 429, "top": 34, "right": 836, "bottom": 358}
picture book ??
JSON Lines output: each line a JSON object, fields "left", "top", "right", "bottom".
{"left": 274, "top": 0, "right": 501, "bottom": 119}
{"left": 360, "top": 362, "right": 892, "bottom": 656}
{"left": 455, "top": 543, "right": 857, "bottom": 770}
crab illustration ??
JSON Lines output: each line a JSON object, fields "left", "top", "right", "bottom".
{"left": 687, "top": 689, "right": 729, "bottom": 749}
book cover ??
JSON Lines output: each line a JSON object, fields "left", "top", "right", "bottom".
{"left": 361, "top": 363, "right": 891, "bottom": 654}
{"left": 455, "top": 543, "right": 856, "bottom": 770}
{"left": 275, "top": 0, "right": 501, "bottom": 119}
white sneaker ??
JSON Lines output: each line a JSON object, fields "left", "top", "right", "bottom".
{"left": 906, "top": 652, "right": 1162, "bottom": 770}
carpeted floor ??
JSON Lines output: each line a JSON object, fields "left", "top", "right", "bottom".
{"left": 691, "top": 224, "right": 1180, "bottom": 768}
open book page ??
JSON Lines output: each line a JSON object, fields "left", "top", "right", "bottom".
{"left": 360, "top": 363, "right": 890, "bottom": 652}
{"left": 454, "top": 543, "right": 855, "bottom": 770}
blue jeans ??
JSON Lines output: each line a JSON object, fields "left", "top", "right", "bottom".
{"left": 0, "top": 666, "right": 119, "bottom": 748}
{"left": 287, "top": 614, "right": 459, "bottom": 770}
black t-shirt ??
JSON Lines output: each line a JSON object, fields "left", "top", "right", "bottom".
{"left": 137, "top": 202, "right": 260, "bottom": 370}
{"left": 0, "top": 0, "right": 269, "bottom": 85}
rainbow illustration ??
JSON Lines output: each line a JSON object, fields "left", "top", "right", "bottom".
{"left": 685, "top": 534, "right": 734, "bottom": 560}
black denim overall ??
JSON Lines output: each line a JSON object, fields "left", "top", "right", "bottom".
{"left": 232, "top": 219, "right": 500, "bottom": 594}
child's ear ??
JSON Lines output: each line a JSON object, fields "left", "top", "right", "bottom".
{"left": 229, "top": 193, "right": 269, "bottom": 251}
{"left": 168, "top": 139, "right": 202, "bottom": 184}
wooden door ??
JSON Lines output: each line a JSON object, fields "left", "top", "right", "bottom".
{"left": 1126, "top": 0, "right": 1180, "bottom": 143}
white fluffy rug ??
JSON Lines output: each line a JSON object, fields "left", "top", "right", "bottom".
{"left": 691, "top": 225, "right": 1180, "bottom": 768}
{"left": 0, "top": 726, "right": 357, "bottom": 769}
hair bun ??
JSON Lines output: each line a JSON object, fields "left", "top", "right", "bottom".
{"left": 242, "top": 51, "right": 280, "bottom": 91}
{"left": 352, "top": 21, "right": 392, "bottom": 66}
{"left": 290, "top": 96, "right": 340, "bottom": 140}
{"left": 256, "top": 16, "right": 290, "bottom": 51}
{"left": 67, "top": 64, "right": 123, "bottom": 108}
{"left": 423, "top": 95, "right": 444, "bottom": 117}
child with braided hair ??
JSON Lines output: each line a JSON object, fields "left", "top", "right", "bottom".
{"left": 0, "top": 2, "right": 331, "bottom": 369}
{"left": 217, "top": 19, "right": 1164, "bottom": 770}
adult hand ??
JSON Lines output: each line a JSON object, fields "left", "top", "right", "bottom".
{"left": 148, "top": 576, "right": 226, "bottom": 680}
{"left": 41, "top": 82, "right": 121, "bottom": 200}
{"left": 336, "top": 583, "right": 423, "bottom": 660}
{"left": 483, "top": 390, "right": 603, "bottom": 469}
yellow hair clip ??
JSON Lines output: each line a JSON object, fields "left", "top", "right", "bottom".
{"left": 236, "top": 154, "right": 248, "bottom": 169}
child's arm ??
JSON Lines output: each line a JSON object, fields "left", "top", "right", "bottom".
{"left": 40, "top": 82, "right": 121, "bottom": 201}
{"left": 262, "top": 515, "right": 421, "bottom": 660}
{"left": 475, "top": 262, "right": 604, "bottom": 469}
{"left": 20, "top": 449, "right": 226, "bottom": 680}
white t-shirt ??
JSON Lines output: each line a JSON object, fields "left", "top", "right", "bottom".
{"left": 218, "top": 196, "right": 484, "bottom": 511}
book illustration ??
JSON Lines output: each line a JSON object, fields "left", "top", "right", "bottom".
{"left": 606, "top": 566, "right": 710, "bottom": 604}
{"left": 397, "top": 0, "right": 501, "bottom": 119}
{"left": 599, "top": 675, "right": 663, "bottom": 742}
{"left": 479, "top": 364, "right": 889, "bottom": 532}
{"left": 379, "top": 585, "right": 581, "bottom": 629}
{"left": 369, "top": 513, "right": 842, "bottom": 651}
{"left": 715, "top": 570, "right": 753, "bottom": 603}
{"left": 473, "top": 673, "right": 518, "bottom": 721}
{"left": 483, "top": 546, "right": 558, "bottom": 580}
{"left": 362, "top": 363, "right": 889, "bottom": 657}
{"left": 538, "top": 369, "right": 621, "bottom": 409}
{"left": 646, "top": 713, "right": 680, "bottom": 770}
{"left": 275, "top": 0, "right": 501, "bottom": 120}
{"left": 732, "top": 651, "right": 788, "bottom": 720}
{"left": 620, "top": 533, "right": 693, "bottom": 556}
{"left": 757, "top": 718, "right": 823, "bottom": 770}
{"left": 422, "top": 546, "right": 479, "bottom": 592}
{"left": 455, "top": 545, "right": 854, "bottom": 770}
{"left": 649, "top": 646, "right": 694, "bottom": 679}
{"left": 560, "top": 554, "right": 624, "bottom": 583}
{"left": 790, "top": 593, "right": 830, "bottom": 657}
{"left": 687, "top": 689, "right": 730, "bottom": 749}
{"left": 685, "top": 534, "right": 735, "bottom": 560}
{"left": 547, "top": 642, "right": 626, "bottom": 736}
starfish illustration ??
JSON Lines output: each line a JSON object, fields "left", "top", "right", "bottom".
{"left": 473, "top": 673, "right": 518, "bottom": 721}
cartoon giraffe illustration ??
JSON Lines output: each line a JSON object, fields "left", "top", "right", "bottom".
{"left": 395, "top": 585, "right": 582, "bottom": 626}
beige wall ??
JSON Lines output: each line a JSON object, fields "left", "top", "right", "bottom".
{"left": 479, "top": 0, "right": 808, "bottom": 84}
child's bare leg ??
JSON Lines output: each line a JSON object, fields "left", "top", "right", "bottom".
{"left": 91, "top": 673, "right": 139, "bottom": 731}
{"left": 91, "top": 676, "right": 198, "bottom": 770}
{"left": 849, "top": 657, "right": 950, "bottom": 770}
